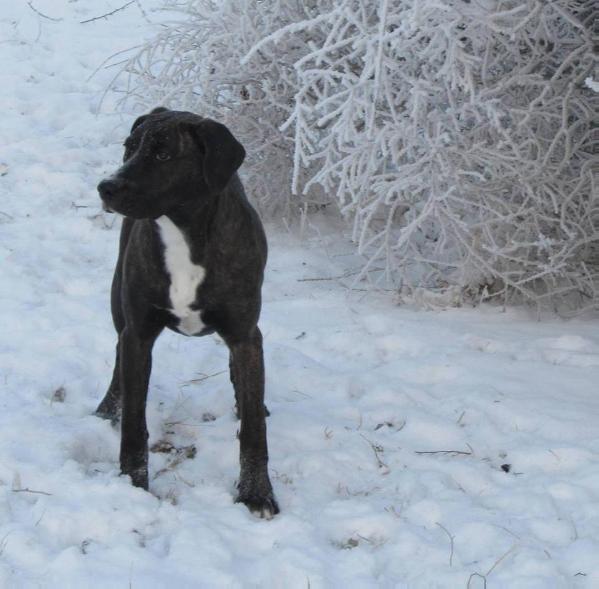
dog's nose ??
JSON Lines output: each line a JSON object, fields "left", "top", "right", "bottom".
{"left": 98, "top": 178, "right": 123, "bottom": 201}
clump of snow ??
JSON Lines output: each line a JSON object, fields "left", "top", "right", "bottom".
{"left": 1, "top": 1, "right": 599, "bottom": 587}
{"left": 585, "top": 77, "right": 599, "bottom": 93}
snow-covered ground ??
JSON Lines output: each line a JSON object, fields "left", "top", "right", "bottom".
{"left": 1, "top": 2, "right": 599, "bottom": 587}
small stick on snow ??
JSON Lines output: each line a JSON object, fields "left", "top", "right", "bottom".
{"left": 485, "top": 544, "right": 518, "bottom": 577}
{"left": 467, "top": 572, "right": 487, "bottom": 588}
{"left": 359, "top": 434, "right": 390, "bottom": 473}
{"left": 80, "top": 1, "right": 135, "bottom": 24}
{"left": 492, "top": 524, "right": 520, "bottom": 540}
{"left": 35, "top": 509, "right": 46, "bottom": 527}
{"left": 435, "top": 522, "right": 455, "bottom": 567}
{"left": 12, "top": 487, "right": 52, "bottom": 496}
{"left": 27, "top": 1, "right": 62, "bottom": 22}
{"left": 467, "top": 544, "right": 518, "bottom": 588}
{"left": 415, "top": 448, "right": 473, "bottom": 456}
{"left": 0, "top": 532, "right": 13, "bottom": 556}
{"left": 296, "top": 270, "right": 361, "bottom": 282}
{"left": 180, "top": 370, "right": 227, "bottom": 387}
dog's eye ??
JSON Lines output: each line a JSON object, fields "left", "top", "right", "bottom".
{"left": 123, "top": 142, "right": 137, "bottom": 159}
{"left": 156, "top": 152, "right": 171, "bottom": 162}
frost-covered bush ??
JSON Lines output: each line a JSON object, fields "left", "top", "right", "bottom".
{"left": 120, "top": 0, "right": 597, "bottom": 309}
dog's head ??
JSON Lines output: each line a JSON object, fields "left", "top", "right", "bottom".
{"left": 98, "top": 108, "right": 245, "bottom": 219}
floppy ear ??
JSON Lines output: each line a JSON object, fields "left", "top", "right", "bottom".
{"left": 130, "top": 107, "right": 169, "bottom": 133}
{"left": 130, "top": 114, "right": 149, "bottom": 133}
{"left": 188, "top": 120, "right": 246, "bottom": 193}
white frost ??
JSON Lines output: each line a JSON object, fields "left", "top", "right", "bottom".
{"left": 585, "top": 76, "right": 599, "bottom": 93}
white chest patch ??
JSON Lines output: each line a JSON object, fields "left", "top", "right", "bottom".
{"left": 156, "top": 216, "right": 206, "bottom": 335}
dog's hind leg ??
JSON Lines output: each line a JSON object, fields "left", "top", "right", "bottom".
{"left": 228, "top": 328, "right": 278, "bottom": 518}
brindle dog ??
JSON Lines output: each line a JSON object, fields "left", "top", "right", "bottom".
{"left": 95, "top": 107, "right": 278, "bottom": 518}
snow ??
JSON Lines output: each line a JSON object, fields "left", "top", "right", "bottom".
{"left": 1, "top": 1, "right": 599, "bottom": 587}
{"left": 585, "top": 77, "right": 599, "bottom": 93}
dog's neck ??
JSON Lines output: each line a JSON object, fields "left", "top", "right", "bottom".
{"left": 160, "top": 192, "right": 219, "bottom": 235}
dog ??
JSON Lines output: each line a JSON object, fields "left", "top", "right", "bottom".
{"left": 95, "top": 107, "right": 278, "bottom": 518}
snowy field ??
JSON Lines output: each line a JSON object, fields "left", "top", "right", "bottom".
{"left": 1, "top": 2, "right": 599, "bottom": 587}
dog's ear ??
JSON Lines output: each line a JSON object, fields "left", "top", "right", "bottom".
{"left": 130, "top": 114, "right": 149, "bottom": 133}
{"left": 130, "top": 107, "right": 169, "bottom": 133}
{"left": 187, "top": 120, "right": 246, "bottom": 193}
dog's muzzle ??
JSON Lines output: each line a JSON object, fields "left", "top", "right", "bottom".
{"left": 98, "top": 177, "right": 125, "bottom": 214}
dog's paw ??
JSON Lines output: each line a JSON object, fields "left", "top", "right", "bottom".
{"left": 121, "top": 456, "right": 148, "bottom": 491}
{"left": 121, "top": 465, "right": 149, "bottom": 491}
{"left": 94, "top": 407, "right": 120, "bottom": 426}
{"left": 235, "top": 492, "right": 280, "bottom": 519}
{"left": 94, "top": 394, "right": 121, "bottom": 425}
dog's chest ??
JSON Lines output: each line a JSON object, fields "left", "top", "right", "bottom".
{"left": 156, "top": 216, "right": 205, "bottom": 335}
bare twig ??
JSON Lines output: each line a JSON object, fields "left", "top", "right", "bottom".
{"left": 80, "top": 1, "right": 135, "bottom": 24}
{"left": 133, "top": 0, "right": 153, "bottom": 24}
{"left": 467, "top": 572, "right": 487, "bottom": 588}
{"left": 467, "top": 544, "right": 518, "bottom": 588}
{"left": 436, "top": 522, "right": 455, "bottom": 567}
{"left": 0, "top": 532, "right": 13, "bottom": 556}
{"left": 486, "top": 545, "right": 518, "bottom": 577}
{"left": 180, "top": 370, "right": 226, "bottom": 388}
{"left": 415, "top": 448, "right": 473, "bottom": 456}
{"left": 359, "top": 434, "right": 390, "bottom": 474}
{"left": 35, "top": 509, "right": 46, "bottom": 527}
{"left": 297, "top": 270, "right": 361, "bottom": 282}
{"left": 492, "top": 524, "right": 520, "bottom": 540}
{"left": 27, "top": 1, "right": 62, "bottom": 21}
{"left": 12, "top": 487, "right": 52, "bottom": 496}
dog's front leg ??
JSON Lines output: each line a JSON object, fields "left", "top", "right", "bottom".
{"left": 229, "top": 328, "right": 279, "bottom": 518}
{"left": 119, "top": 327, "right": 158, "bottom": 490}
